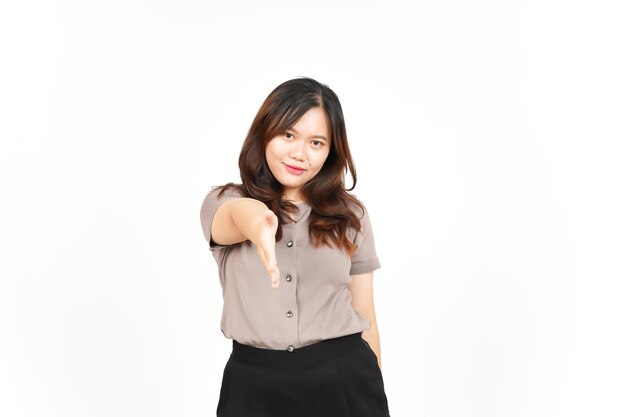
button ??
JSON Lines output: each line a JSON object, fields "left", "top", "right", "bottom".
{"left": 286, "top": 274, "right": 292, "bottom": 282}
{"left": 287, "top": 240, "right": 293, "bottom": 247}
{"left": 286, "top": 310, "right": 293, "bottom": 318}
{"left": 287, "top": 345, "right": 295, "bottom": 352}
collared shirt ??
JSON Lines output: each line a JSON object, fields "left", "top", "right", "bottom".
{"left": 199, "top": 186, "right": 381, "bottom": 351}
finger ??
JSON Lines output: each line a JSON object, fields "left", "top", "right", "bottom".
{"left": 269, "top": 265, "right": 280, "bottom": 289}
{"left": 255, "top": 231, "right": 279, "bottom": 288}
{"left": 263, "top": 244, "right": 279, "bottom": 287}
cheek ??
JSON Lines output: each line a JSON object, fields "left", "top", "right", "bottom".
{"left": 264, "top": 147, "right": 272, "bottom": 164}
{"left": 266, "top": 140, "right": 286, "bottom": 160}
{"left": 265, "top": 142, "right": 287, "bottom": 179}
{"left": 265, "top": 142, "right": 280, "bottom": 164}
{"left": 313, "top": 149, "right": 331, "bottom": 168}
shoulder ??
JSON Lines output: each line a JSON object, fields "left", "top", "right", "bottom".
{"left": 345, "top": 192, "right": 369, "bottom": 220}
{"left": 207, "top": 183, "right": 245, "bottom": 199}
{"left": 199, "top": 183, "right": 246, "bottom": 244}
{"left": 343, "top": 193, "right": 376, "bottom": 240}
{"left": 202, "top": 183, "right": 246, "bottom": 207}
{"left": 200, "top": 183, "right": 246, "bottom": 219}
{"left": 345, "top": 193, "right": 381, "bottom": 272}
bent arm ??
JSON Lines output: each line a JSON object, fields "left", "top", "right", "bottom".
{"left": 211, "top": 197, "right": 272, "bottom": 247}
{"left": 348, "top": 271, "right": 383, "bottom": 369}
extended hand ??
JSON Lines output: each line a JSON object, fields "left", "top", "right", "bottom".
{"left": 255, "top": 210, "right": 280, "bottom": 288}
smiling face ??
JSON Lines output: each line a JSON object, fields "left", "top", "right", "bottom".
{"left": 265, "top": 107, "right": 331, "bottom": 203}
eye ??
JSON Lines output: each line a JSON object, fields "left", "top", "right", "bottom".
{"left": 312, "top": 140, "right": 324, "bottom": 147}
{"left": 285, "top": 132, "right": 294, "bottom": 139}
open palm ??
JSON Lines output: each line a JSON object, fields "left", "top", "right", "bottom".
{"left": 255, "top": 210, "right": 280, "bottom": 288}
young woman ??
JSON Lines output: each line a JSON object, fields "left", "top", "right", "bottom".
{"left": 200, "top": 77, "right": 391, "bottom": 417}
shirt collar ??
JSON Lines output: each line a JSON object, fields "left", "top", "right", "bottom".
{"left": 292, "top": 202, "right": 311, "bottom": 223}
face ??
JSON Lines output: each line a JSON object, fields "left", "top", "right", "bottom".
{"left": 265, "top": 107, "right": 331, "bottom": 202}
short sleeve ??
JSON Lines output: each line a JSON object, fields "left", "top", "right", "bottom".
{"left": 349, "top": 204, "right": 381, "bottom": 275}
{"left": 199, "top": 186, "right": 244, "bottom": 251}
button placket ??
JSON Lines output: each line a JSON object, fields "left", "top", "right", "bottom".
{"left": 282, "top": 219, "right": 300, "bottom": 352}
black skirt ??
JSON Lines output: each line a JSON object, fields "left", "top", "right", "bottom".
{"left": 217, "top": 332, "right": 391, "bottom": 417}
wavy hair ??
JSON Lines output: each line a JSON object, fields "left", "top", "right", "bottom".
{"left": 217, "top": 76, "right": 365, "bottom": 256}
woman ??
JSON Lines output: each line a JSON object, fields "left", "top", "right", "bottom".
{"left": 200, "top": 77, "right": 391, "bottom": 417}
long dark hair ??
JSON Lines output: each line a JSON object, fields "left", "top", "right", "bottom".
{"left": 217, "top": 76, "right": 365, "bottom": 256}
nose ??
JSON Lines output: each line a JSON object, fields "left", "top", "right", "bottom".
{"left": 289, "top": 139, "right": 306, "bottom": 162}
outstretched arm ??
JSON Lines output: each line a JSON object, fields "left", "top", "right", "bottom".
{"left": 348, "top": 272, "right": 383, "bottom": 369}
{"left": 212, "top": 198, "right": 280, "bottom": 288}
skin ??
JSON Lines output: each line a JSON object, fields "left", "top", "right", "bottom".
{"left": 211, "top": 106, "right": 383, "bottom": 368}
{"left": 264, "top": 106, "right": 331, "bottom": 204}
{"left": 349, "top": 272, "right": 383, "bottom": 369}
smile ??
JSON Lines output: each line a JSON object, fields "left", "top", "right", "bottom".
{"left": 284, "top": 163, "right": 306, "bottom": 175}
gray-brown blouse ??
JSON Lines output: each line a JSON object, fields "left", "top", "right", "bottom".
{"left": 200, "top": 186, "right": 381, "bottom": 351}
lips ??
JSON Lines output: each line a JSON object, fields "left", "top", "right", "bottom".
{"left": 285, "top": 164, "right": 305, "bottom": 171}
{"left": 284, "top": 163, "right": 306, "bottom": 175}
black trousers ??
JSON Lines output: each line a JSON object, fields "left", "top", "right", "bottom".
{"left": 217, "top": 332, "right": 391, "bottom": 417}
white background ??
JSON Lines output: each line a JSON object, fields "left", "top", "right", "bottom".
{"left": 1, "top": 1, "right": 624, "bottom": 416}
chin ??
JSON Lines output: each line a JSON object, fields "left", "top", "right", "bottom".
{"left": 282, "top": 181, "right": 305, "bottom": 189}
{"left": 277, "top": 178, "right": 304, "bottom": 187}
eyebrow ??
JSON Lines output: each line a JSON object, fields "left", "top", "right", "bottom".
{"left": 288, "top": 128, "right": 329, "bottom": 141}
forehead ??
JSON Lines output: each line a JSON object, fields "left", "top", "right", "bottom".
{"left": 290, "top": 108, "right": 330, "bottom": 136}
